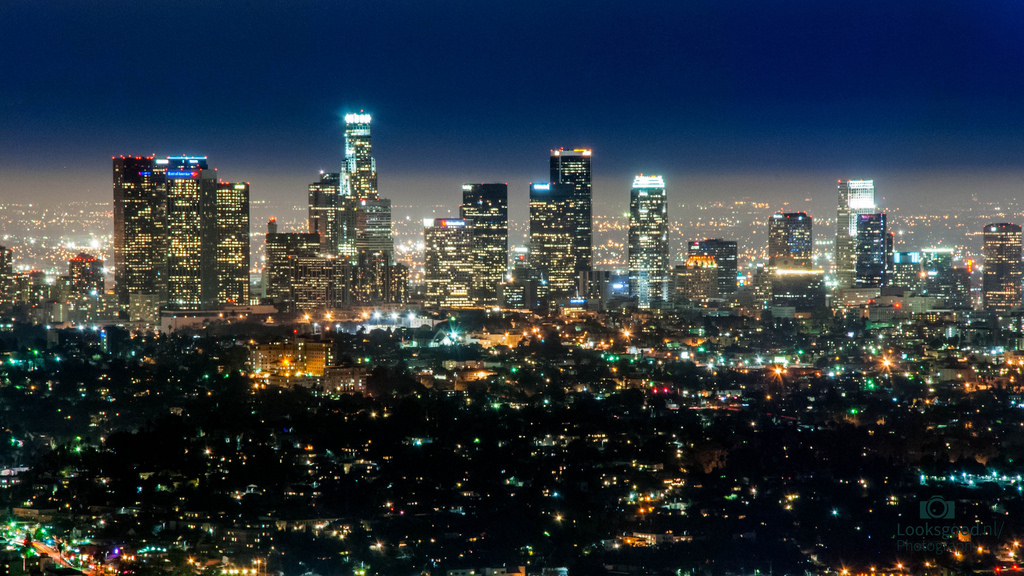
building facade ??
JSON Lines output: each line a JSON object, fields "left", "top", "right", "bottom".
{"left": 768, "top": 212, "right": 812, "bottom": 269}
{"left": 550, "top": 148, "right": 592, "bottom": 275}
{"left": 983, "top": 223, "right": 1023, "bottom": 312}
{"left": 627, "top": 175, "right": 669, "bottom": 308}
{"left": 424, "top": 218, "right": 474, "bottom": 309}
{"left": 835, "top": 179, "right": 876, "bottom": 288}
{"left": 461, "top": 183, "right": 508, "bottom": 306}
{"left": 529, "top": 183, "right": 576, "bottom": 304}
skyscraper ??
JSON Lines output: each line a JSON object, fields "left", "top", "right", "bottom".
{"left": 114, "top": 155, "right": 250, "bottom": 316}
{"left": 835, "top": 179, "right": 876, "bottom": 288}
{"left": 628, "top": 175, "right": 669, "bottom": 308}
{"left": 424, "top": 218, "right": 474, "bottom": 309}
{"left": 356, "top": 197, "right": 393, "bottom": 262}
{"left": 216, "top": 181, "right": 250, "bottom": 305}
{"left": 529, "top": 182, "right": 575, "bottom": 303}
{"left": 163, "top": 156, "right": 218, "bottom": 309}
{"left": 68, "top": 253, "right": 104, "bottom": 295}
{"left": 340, "top": 113, "right": 392, "bottom": 263}
{"left": 113, "top": 155, "right": 167, "bottom": 306}
{"left": 687, "top": 239, "right": 738, "bottom": 296}
{"left": 768, "top": 212, "right": 813, "bottom": 269}
{"left": 983, "top": 223, "right": 1022, "bottom": 312}
{"left": 342, "top": 113, "right": 377, "bottom": 200}
{"left": 854, "top": 213, "right": 887, "bottom": 288}
{"left": 550, "top": 148, "right": 592, "bottom": 275}
{"left": 264, "top": 218, "right": 320, "bottom": 310}
{"left": 461, "top": 183, "right": 508, "bottom": 306}
{"left": 308, "top": 171, "right": 343, "bottom": 256}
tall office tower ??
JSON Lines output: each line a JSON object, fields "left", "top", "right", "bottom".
{"left": 424, "top": 218, "right": 474, "bottom": 309}
{"left": 163, "top": 156, "right": 218, "bottom": 309}
{"left": 356, "top": 197, "right": 393, "bottom": 262}
{"left": 308, "top": 172, "right": 343, "bottom": 255}
{"left": 263, "top": 219, "right": 320, "bottom": 311}
{"left": 627, "top": 175, "right": 669, "bottom": 308}
{"left": 461, "top": 183, "right": 509, "bottom": 306}
{"left": 216, "top": 182, "right": 250, "bottom": 305}
{"left": 0, "top": 245, "right": 12, "bottom": 300}
{"left": 68, "top": 253, "right": 104, "bottom": 295}
{"left": 341, "top": 113, "right": 377, "bottom": 200}
{"left": 673, "top": 256, "right": 719, "bottom": 306}
{"left": 835, "top": 179, "right": 876, "bottom": 287}
{"left": 529, "top": 182, "right": 576, "bottom": 303}
{"left": 113, "top": 155, "right": 167, "bottom": 306}
{"left": 854, "top": 213, "right": 888, "bottom": 288}
{"left": 768, "top": 212, "right": 813, "bottom": 269}
{"left": 550, "top": 148, "right": 592, "bottom": 274}
{"left": 983, "top": 223, "right": 1023, "bottom": 312}
{"left": 687, "top": 239, "right": 738, "bottom": 296}
{"left": 339, "top": 113, "right": 392, "bottom": 263}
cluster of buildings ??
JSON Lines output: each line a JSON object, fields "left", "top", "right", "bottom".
{"left": 4, "top": 115, "right": 1024, "bottom": 332}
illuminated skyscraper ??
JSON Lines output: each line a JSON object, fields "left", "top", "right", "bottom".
{"left": 356, "top": 197, "right": 393, "bottom": 262}
{"left": 835, "top": 179, "right": 876, "bottom": 288}
{"left": 115, "top": 155, "right": 250, "bottom": 315}
{"left": 68, "top": 253, "right": 104, "bottom": 295}
{"left": 768, "top": 212, "right": 812, "bottom": 269}
{"left": 628, "top": 175, "right": 669, "bottom": 308}
{"left": 529, "top": 182, "right": 576, "bottom": 303}
{"left": 687, "top": 239, "right": 738, "bottom": 296}
{"left": 264, "top": 218, "right": 320, "bottom": 311}
{"left": 550, "top": 148, "right": 592, "bottom": 274}
{"left": 461, "top": 183, "right": 508, "bottom": 306}
{"left": 113, "top": 155, "right": 167, "bottom": 307}
{"left": 342, "top": 113, "right": 377, "bottom": 200}
{"left": 854, "top": 213, "right": 887, "bottom": 288}
{"left": 216, "top": 181, "right": 250, "bottom": 305}
{"left": 983, "top": 223, "right": 1023, "bottom": 312}
{"left": 424, "top": 218, "right": 473, "bottom": 309}
{"left": 163, "top": 156, "right": 218, "bottom": 309}
{"left": 0, "top": 245, "right": 11, "bottom": 300}
{"left": 339, "top": 113, "right": 392, "bottom": 263}
{"left": 308, "top": 172, "right": 343, "bottom": 256}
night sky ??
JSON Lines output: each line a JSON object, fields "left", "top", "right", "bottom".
{"left": 3, "top": 1, "right": 1024, "bottom": 219}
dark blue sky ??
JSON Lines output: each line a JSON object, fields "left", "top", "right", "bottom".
{"left": 3, "top": 1, "right": 1024, "bottom": 215}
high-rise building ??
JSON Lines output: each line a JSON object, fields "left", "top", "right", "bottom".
{"left": 835, "top": 179, "right": 876, "bottom": 288}
{"left": 342, "top": 113, "right": 377, "bottom": 200}
{"left": 854, "top": 213, "right": 887, "bottom": 288}
{"left": 68, "top": 253, "right": 104, "bottom": 295}
{"left": 308, "top": 171, "right": 343, "bottom": 256}
{"left": 687, "top": 239, "right": 738, "bottom": 296}
{"left": 356, "top": 197, "right": 393, "bottom": 263}
{"left": 216, "top": 182, "right": 250, "bottom": 305}
{"left": 983, "top": 223, "right": 1022, "bottom": 312}
{"left": 113, "top": 155, "right": 167, "bottom": 306}
{"left": 163, "top": 156, "right": 218, "bottom": 309}
{"left": 768, "top": 212, "right": 812, "bottom": 269}
{"left": 264, "top": 219, "right": 320, "bottom": 310}
{"left": 529, "top": 182, "right": 576, "bottom": 303}
{"left": 424, "top": 218, "right": 474, "bottom": 309}
{"left": 673, "top": 256, "right": 718, "bottom": 306}
{"left": 550, "top": 148, "right": 592, "bottom": 274}
{"left": 339, "top": 113, "right": 392, "bottom": 263}
{"left": 0, "top": 245, "right": 13, "bottom": 301}
{"left": 461, "top": 183, "right": 509, "bottom": 306}
{"left": 628, "top": 175, "right": 669, "bottom": 308}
